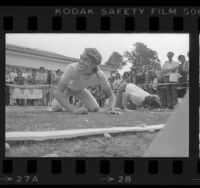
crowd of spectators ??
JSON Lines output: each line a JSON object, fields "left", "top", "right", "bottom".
{"left": 5, "top": 66, "right": 63, "bottom": 106}
{"left": 88, "top": 85, "right": 107, "bottom": 107}
{"left": 108, "top": 51, "right": 189, "bottom": 109}
{"left": 5, "top": 51, "right": 189, "bottom": 109}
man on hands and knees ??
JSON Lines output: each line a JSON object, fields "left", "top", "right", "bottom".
{"left": 50, "top": 48, "right": 115, "bottom": 114}
{"left": 115, "top": 82, "right": 161, "bottom": 111}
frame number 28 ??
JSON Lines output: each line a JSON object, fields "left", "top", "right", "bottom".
{"left": 117, "top": 176, "right": 132, "bottom": 183}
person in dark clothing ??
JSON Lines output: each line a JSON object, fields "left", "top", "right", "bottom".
{"left": 136, "top": 71, "right": 145, "bottom": 86}
{"left": 143, "top": 65, "right": 152, "bottom": 92}
{"left": 45, "top": 70, "right": 53, "bottom": 105}
{"left": 178, "top": 55, "right": 189, "bottom": 82}
{"left": 5, "top": 68, "right": 13, "bottom": 106}
{"left": 14, "top": 70, "right": 25, "bottom": 85}
{"left": 177, "top": 55, "right": 189, "bottom": 99}
{"left": 46, "top": 70, "right": 52, "bottom": 85}
{"left": 26, "top": 69, "right": 37, "bottom": 106}
{"left": 115, "top": 72, "right": 131, "bottom": 109}
{"left": 13, "top": 70, "right": 25, "bottom": 106}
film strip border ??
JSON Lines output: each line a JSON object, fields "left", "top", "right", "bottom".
{"left": 0, "top": 6, "right": 200, "bottom": 185}
{"left": 0, "top": 7, "right": 199, "bottom": 32}
{"left": 0, "top": 15, "right": 200, "bottom": 32}
{"left": 0, "top": 158, "right": 199, "bottom": 184}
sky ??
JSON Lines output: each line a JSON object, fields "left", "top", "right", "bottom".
{"left": 6, "top": 34, "right": 189, "bottom": 73}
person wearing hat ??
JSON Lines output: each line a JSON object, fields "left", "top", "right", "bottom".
{"left": 161, "top": 51, "right": 179, "bottom": 109}
{"left": 49, "top": 48, "right": 115, "bottom": 114}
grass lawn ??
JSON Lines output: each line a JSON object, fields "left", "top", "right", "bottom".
{"left": 5, "top": 106, "right": 172, "bottom": 157}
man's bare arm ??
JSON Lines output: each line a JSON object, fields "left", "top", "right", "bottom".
{"left": 104, "top": 87, "right": 115, "bottom": 110}
{"left": 122, "top": 92, "right": 130, "bottom": 110}
{"left": 98, "top": 71, "right": 115, "bottom": 110}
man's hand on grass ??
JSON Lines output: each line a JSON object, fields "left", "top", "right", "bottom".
{"left": 106, "top": 107, "right": 122, "bottom": 115}
{"left": 107, "top": 110, "right": 121, "bottom": 115}
{"left": 99, "top": 107, "right": 121, "bottom": 115}
{"left": 115, "top": 107, "right": 122, "bottom": 111}
{"left": 74, "top": 107, "right": 88, "bottom": 114}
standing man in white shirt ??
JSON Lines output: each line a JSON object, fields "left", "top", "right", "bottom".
{"left": 50, "top": 48, "right": 115, "bottom": 114}
{"left": 162, "top": 52, "right": 179, "bottom": 109}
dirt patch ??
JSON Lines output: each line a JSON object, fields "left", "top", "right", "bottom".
{"left": 5, "top": 106, "right": 172, "bottom": 157}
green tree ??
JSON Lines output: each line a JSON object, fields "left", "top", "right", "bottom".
{"left": 105, "top": 51, "right": 126, "bottom": 71}
{"left": 123, "top": 42, "right": 161, "bottom": 72}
